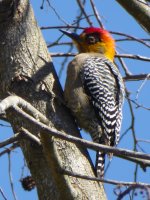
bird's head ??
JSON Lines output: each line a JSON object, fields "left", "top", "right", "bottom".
{"left": 60, "top": 27, "right": 115, "bottom": 61}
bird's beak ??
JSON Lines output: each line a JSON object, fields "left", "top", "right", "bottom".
{"left": 59, "top": 29, "right": 81, "bottom": 42}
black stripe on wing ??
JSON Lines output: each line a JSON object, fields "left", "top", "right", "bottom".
{"left": 81, "top": 57, "right": 123, "bottom": 145}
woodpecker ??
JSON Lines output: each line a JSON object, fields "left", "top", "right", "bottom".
{"left": 60, "top": 27, "right": 125, "bottom": 178}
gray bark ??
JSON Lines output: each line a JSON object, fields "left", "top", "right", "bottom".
{"left": 0, "top": 0, "right": 106, "bottom": 199}
{"left": 116, "top": 0, "right": 150, "bottom": 33}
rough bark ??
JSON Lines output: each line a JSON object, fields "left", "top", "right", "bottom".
{"left": 0, "top": 0, "right": 106, "bottom": 199}
{"left": 116, "top": 0, "right": 150, "bottom": 33}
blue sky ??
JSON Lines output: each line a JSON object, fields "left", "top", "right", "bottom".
{"left": 0, "top": 1, "right": 150, "bottom": 200}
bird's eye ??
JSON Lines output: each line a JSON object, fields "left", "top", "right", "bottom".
{"left": 86, "top": 34, "right": 100, "bottom": 45}
{"left": 86, "top": 35, "right": 96, "bottom": 44}
{"left": 87, "top": 36, "right": 96, "bottom": 44}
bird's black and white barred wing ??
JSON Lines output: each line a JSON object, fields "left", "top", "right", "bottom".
{"left": 81, "top": 57, "right": 125, "bottom": 146}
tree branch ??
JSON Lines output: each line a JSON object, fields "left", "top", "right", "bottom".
{"left": 116, "top": 0, "right": 150, "bottom": 33}
{"left": 50, "top": 52, "right": 150, "bottom": 62}
{"left": 76, "top": 0, "right": 93, "bottom": 26}
{"left": 115, "top": 54, "right": 150, "bottom": 61}
{"left": 0, "top": 187, "right": 7, "bottom": 200}
{"left": 8, "top": 153, "right": 17, "bottom": 200}
{"left": 63, "top": 169, "right": 150, "bottom": 187}
{"left": 0, "top": 95, "right": 50, "bottom": 125}
{"left": 0, "top": 95, "right": 150, "bottom": 169}
{"left": 116, "top": 185, "right": 150, "bottom": 200}
{"left": 124, "top": 74, "right": 150, "bottom": 81}
{"left": 0, "top": 133, "right": 20, "bottom": 148}
{"left": 20, "top": 128, "right": 41, "bottom": 146}
{"left": 0, "top": 143, "right": 19, "bottom": 157}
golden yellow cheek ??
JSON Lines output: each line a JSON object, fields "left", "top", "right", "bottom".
{"left": 74, "top": 38, "right": 115, "bottom": 61}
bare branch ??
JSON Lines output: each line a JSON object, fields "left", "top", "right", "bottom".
{"left": 0, "top": 96, "right": 150, "bottom": 167}
{"left": 76, "top": 0, "right": 93, "bottom": 26}
{"left": 89, "top": 0, "right": 104, "bottom": 28}
{"left": 0, "top": 143, "right": 19, "bottom": 157}
{"left": 115, "top": 51, "right": 132, "bottom": 76}
{"left": 115, "top": 54, "right": 150, "bottom": 61}
{"left": 58, "top": 45, "right": 74, "bottom": 78}
{"left": 51, "top": 52, "right": 76, "bottom": 57}
{"left": 111, "top": 31, "right": 150, "bottom": 48}
{"left": 126, "top": 90, "right": 137, "bottom": 151}
{"left": 0, "top": 95, "right": 50, "bottom": 125}
{"left": 0, "top": 129, "right": 41, "bottom": 149}
{"left": 8, "top": 153, "right": 17, "bottom": 200}
{"left": 47, "top": 42, "right": 72, "bottom": 48}
{"left": 12, "top": 105, "right": 150, "bottom": 162}
{"left": 138, "top": 139, "right": 150, "bottom": 143}
{"left": 50, "top": 52, "right": 150, "bottom": 62}
{"left": 46, "top": 0, "right": 69, "bottom": 25}
{"left": 135, "top": 74, "right": 150, "bottom": 101}
{"left": 63, "top": 169, "right": 150, "bottom": 187}
{"left": 116, "top": 185, "right": 150, "bottom": 200}
{"left": 41, "top": 25, "right": 84, "bottom": 30}
{"left": 127, "top": 98, "right": 150, "bottom": 111}
{"left": 124, "top": 74, "right": 150, "bottom": 81}
{"left": 0, "top": 187, "right": 7, "bottom": 200}
{"left": 21, "top": 128, "right": 41, "bottom": 146}
{"left": 0, "top": 133, "right": 20, "bottom": 148}
{"left": 0, "top": 123, "right": 11, "bottom": 127}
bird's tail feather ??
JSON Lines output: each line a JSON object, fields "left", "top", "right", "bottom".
{"left": 96, "top": 151, "right": 105, "bottom": 178}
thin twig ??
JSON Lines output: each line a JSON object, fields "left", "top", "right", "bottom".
{"left": 0, "top": 133, "right": 20, "bottom": 148}
{"left": 115, "top": 54, "right": 150, "bottom": 61}
{"left": 0, "top": 128, "right": 42, "bottom": 150}
{"left": 8, "top": 153, "right": 17, "bottom": 200}
{"left": 40, "top": 0, "right": 44, "bottom": 9}
{"left": 58, "top": 3, "right": 85, "bottom": 78}
{"left": 72, "top": 15, "right": 94, "bottom": 26}
{"left": 111, "top": 31, "right": 150, "bottom": 48}
{"left": 89, "top": 0, "right": 104, "bottom": 28}
{"left": 133, "top": 164, "right": 138, "bottom": 197}
{"left": 58, "top": 43, "right": 74, "bottom": 78}
{"left": 128, "top": 97, "right": 150, "bottom": 111}
{"left": 120, "top": 126, "right": 131, "bottom": 141}
{"left": 0, "top": 187, "right": 7, "bottom": 200}
{"left": 126, "top": 89, "right": 137, "bottom": 151}
{"left": 117, "top": 185, "right": 150, "bottom": 200}
{"left": 135, "top": 74, "right": 150, "bottom": 101}
{"left": 76, "top": 0, "right": 93, "bottom": 26}
{"left": 116, "top": 51, "right": 132, "bottom": 76}
{"left": 41, "top": 25, "right": 84, "bottom": 30}
{"left": 138, "top": 139, "right": 150, "bottom": 143}
{"left": 49, "top": 52, "right": 75, "bottom": 57}
{"left": 21, "top": 128, "right": 41, "bottom": 146}
{"left": 116, "top": 37, "right": 150, "bottom": 43}
{"left": 47, "top": 42, "right": 72, "bottom": 48}
{"left": 50, "top": 52, "right": 150, "bottom": 62}
{"left": 0, "top": 143, "right": 19, "bottom": 157}
{"left": 46, "top": 0, "right": 69, "bottom": 25}
{"left": 0, "top": 123, "right": 11, "bottom": 127}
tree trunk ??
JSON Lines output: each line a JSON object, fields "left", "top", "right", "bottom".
{"left": 0, "top": 0, "right": 106, "bottom": 199}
